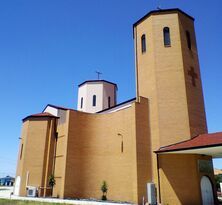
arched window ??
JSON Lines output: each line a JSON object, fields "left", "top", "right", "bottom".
{"left": 108, "top": 96, "right": 111, "bottom": 108}
{"left": 20, "top": 144, "right": 23, "bottom": 160}
{"left": 92, "top": 95, "right": 96, "bottom": 106}
{"left": 80, "top": 97, "right": 83, "bottom": 108}
{"left": 163, "top": 27, "right": 171, "bottom": 47}
{"left": 186, "top": 30, "right": 191, "bottom": 50}
{"left": 141, "top": 34, "right": 146, "bottom": 53}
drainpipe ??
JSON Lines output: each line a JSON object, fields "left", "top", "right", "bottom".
{"left": 134, "top": 26, "right": 140, "bottom": 103}
{"left": 52, "top": 118, "right": 58, "bottom": 175}
{"left": 157, "top": 154, "right": 161, "bottom": 204}
{"left": 26, "top": 171, "right": 29, "bottom": 188}
{"left": 43, "top": 118, "right": 58, "bottom": 197}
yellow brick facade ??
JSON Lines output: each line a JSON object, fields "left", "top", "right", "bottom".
{"left": 15, "top": 9, "right": 217, "bottom": 205}
{"left": 158, "top": 154, "right": 216, "bottom": 205}
{"left": 16, "top": 97, "right": 151, "bottom": 203}
{"left": 62, "top": 98, "right": 150, "bottom": 202}
{"left": 16, "top": 117, "right": 57, "bottom": 197}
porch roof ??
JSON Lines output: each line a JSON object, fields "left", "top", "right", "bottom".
{"left": 155, "top": 132, "right": 222, "bottom": 158}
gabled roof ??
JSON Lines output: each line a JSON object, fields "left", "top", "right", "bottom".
{"left": 155, "top": 132, "right": 222, "bottom": 153}
{"left": 133, "top": 8, "right": 194, "bottom": 28}
{"left": 78, "top": 80, "right": 117, "bottom": 88}
{"left": 43, "top": 104, "right": 74, "bottom": 112}
{"left": 22, "top": 112, "right": 59, "bottom": 122}
{"left": 97, "top": 97, "right": 136, "bottom": 113}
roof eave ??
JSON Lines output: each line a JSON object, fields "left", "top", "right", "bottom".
{"left": 97, "top": 97, "right": 136, "bottom": 113}
{"left": 133, "top": 8, "right": 195, "bottom": 29}
{"left": 155, "top": 143, "right": 222, "bottom": 154}
{"left": 22, "top": 115, "right": 59, "bottom": 122}
{"left": 78, "top": 80, "right": 118, "bottom": 88}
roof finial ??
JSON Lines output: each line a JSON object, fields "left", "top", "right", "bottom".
{"left": 95, "top": 71, "right": 102, "bottom": 80}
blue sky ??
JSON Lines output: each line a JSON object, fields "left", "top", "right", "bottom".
{"left": 0, "top": 0, "right": 222, "bottom": 177}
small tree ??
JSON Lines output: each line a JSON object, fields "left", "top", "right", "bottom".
{"left": 48, "top": 174, "right": 56, "bottom": 196}
{"left": 101, "top": 180, "right": 108, "bottom": 200}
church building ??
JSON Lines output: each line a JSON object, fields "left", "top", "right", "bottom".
{"left": 14, "top": 8, "right": 222, "bottom": 205}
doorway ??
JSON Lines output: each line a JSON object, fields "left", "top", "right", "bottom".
{"left": 201, "top": 176, "right": 214, "bottom": 205}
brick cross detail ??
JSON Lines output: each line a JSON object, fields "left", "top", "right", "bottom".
{"left": 188, "top": 67, "right": 198, "bottom": 87}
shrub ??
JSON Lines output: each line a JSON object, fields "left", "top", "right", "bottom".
{"left": 48, "top": 174, "right": 56, "bottom": 196}
{"left": 101, "top": 181, "right": 108, "bottom": 200}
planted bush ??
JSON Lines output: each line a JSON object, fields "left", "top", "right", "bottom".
{"left": 101, "top": 180, "right": 108, "bottom": 200}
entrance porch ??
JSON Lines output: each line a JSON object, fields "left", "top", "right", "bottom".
{"left": 155, "top": 132, "right": 222, "bottom": 205}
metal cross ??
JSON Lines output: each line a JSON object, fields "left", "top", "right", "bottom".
{"left": 188, "top": 67, "right": 198, "bottom": 87}
{"left": 95, "top": 71, "right": 102, "bottom": 80}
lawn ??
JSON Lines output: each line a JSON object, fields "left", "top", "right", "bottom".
{"left": 0, "top": 199, "right": 66, "bottom": 205}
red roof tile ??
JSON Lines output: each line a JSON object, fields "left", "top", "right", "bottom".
{"left": 22, "top": 112, "right": 58, "bottom": 122}
{"left": 156, "top": 132, "right": 222, "bottom": 153}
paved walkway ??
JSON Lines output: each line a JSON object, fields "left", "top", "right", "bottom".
{"left": 0, "top": 186, "right": 13, "bottom": 198}
{"left": 0, "top": 186, "right": 133, "bottom": 205}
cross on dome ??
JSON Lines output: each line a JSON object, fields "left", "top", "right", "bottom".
{"left": 95, "top": 71, "right": 102, "bottom": 80}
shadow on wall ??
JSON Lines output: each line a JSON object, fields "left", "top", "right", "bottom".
{"left": 158, "top": 154, "right": 217, "bottom": 205}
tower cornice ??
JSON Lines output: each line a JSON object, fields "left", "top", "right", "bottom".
{"left": 133, "top": 8, "right": 194, "bottom": 29}
{"left": 78, "top": 80, "right": 117, "bottom": 88}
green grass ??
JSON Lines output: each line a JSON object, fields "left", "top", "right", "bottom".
{"left": 0, "top": 199, "right": 67, "bottom": 205}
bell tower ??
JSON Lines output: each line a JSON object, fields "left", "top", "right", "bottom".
{"left": 134, "top": 9, "right": 208, "bottom": 203}
{"left": 134, "top": 9, "right": 207, "bottom": 148}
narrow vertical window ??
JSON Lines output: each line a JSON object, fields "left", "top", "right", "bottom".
{"left": 80, "top": 97, "right": 83, "bottom": 108}
{"left": 20, "top": 144, "right": 23, "bottom": 160}
{"left": 93, "top": 95, "right": 96, "bottom": 107}
{"left": 163, "top": 27, "right": 171, "bottom": 46}
{"left": 108, "top": 96, "right": 111, "bottom": 108}
{"left": 186, "top": 30, "right": 191, "bottom": 50}
{"left": 141, "top": 34, "right": 146, "bottom": 53}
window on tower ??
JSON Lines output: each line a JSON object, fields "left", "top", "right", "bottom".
{"left": 93, "top": 95, "right": 96, "bottom": 107}
{"left": 141, "top": 34, "right": 146, "bottom": 53}
{"left": 108, "top": 96, "right": 111, "bottom": 108}
{"left": 163, "top": 27, "right": 171, "bottom": 47}
{"left": 80, "top": 97, "right": 83, "bottom": 109}
{"left": 186, "top": 30, "right": 191, "bottom": 50}
{"left": 20, "top": 144, "right": 23, "bottom": 160}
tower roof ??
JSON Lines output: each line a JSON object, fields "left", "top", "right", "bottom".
{"left": 133, "top": 8, "right": 194, "bottom": 28}
{"left": 78, "top": 80, "right": 117, "bottom": 88}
